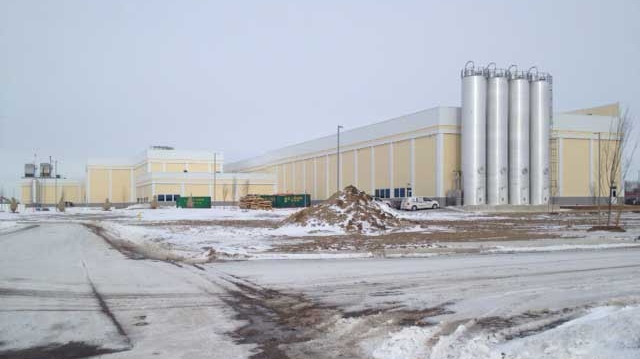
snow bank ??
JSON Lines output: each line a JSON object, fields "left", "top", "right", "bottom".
{"left": 360, "top": 305, "right": 640, "bottom": 359}
{"left": 369, "top": 326, "right": 438, "bottom": 359}
{"left": 493, "top": 305, "right": 640, "bottom": 359}
{"left": 487, "top": 242, "right": 640, "bottom": 253}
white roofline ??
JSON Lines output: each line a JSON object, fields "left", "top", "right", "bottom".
{"left": 226, "top": 106, "right": 460, "bottom": 171}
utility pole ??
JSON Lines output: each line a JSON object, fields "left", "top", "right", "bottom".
{"left": 54, "top": 160, "right": 58, "bottom": 208}
{"left": 597, "top": 132, "right": 601, "bottom": 225}
{"left": 337, "top": 125, "right": 343, "bottom": 192}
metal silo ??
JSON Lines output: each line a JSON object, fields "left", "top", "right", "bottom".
{"left": 461, "top": 61, "right": 487, "bottom": 205}
{"left": 486, "top": 64, "right": 509, "bottom": 205}
{"left": 508, "top": 65, "right": 530, "bottom": 205}
{"left": 529, "top": 68, "right": 552, "bottom": 205}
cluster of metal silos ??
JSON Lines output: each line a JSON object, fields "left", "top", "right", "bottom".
{"left": 460, "top": 61, "right": 552, "bottom": 206}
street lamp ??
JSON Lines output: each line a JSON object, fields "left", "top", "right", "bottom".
{"left": 337, "top": 125, "right": 343, "bottom": 192}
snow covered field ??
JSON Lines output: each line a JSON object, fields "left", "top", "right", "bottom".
{"left": 3, "top": 206, "right": 640, "bottom": 260}
{"left": 1, "top": 209, "right": 640, "bottom": 358}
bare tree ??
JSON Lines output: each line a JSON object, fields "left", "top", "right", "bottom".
{"left": 222, "top": 185, "right": 230, "bottom": 208}
{"left": 600, "top": 108, "right": 638, "bottom": 226}
{"left": 243, "top": 179, "right": 250, "bottom": 198}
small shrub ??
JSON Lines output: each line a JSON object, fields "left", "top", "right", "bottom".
{"left": 57, "top": 197, "right": 66, "bottom": 212}
{"left": 150, "top": 196, "right": 159, "bottom": 210}
{"left": 102, "top": 198, "right": 111, "bottom": 211}
{"left": 9, "top": 198, "right": 18, "bottom": 213}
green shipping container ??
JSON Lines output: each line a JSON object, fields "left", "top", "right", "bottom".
{"left": 176, "top": 196, "right": 211, "bottom": 208}
{"left": 260, "top": 194, "right": 311, "bottom": 208}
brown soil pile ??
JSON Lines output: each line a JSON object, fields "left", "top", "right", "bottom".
{"left": 281, "top": 185, "right": 400, "bottom": 232}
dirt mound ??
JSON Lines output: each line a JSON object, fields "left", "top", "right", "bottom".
{"left": 281, "top": 185, "right": 400, "bottom": 232}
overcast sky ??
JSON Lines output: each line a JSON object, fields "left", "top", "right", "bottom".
{"left": 1, "top": 0, "right": 639, "bottom": 197}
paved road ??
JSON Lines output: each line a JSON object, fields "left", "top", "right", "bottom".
{"left": 0, "top": 223, "right": 253, "bottom": 359}
{"left": 1, "top": 223, "right": 639, "bottom": 358}
{"left": 219, "top": 247, "right": 640, "bottom": 319}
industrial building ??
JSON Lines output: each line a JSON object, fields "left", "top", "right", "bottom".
{"left": 21, "top": 147, "right": 276, "bottom": 206}
{"left": 226, "top": 104, "right": 622, "bottom": 206}
{"left": 19, "top": 63, "right": 623, "bottom": 208}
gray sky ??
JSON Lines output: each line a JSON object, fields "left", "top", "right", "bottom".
{"left": 1, "top": 0, "right": 639, "bottom": 197}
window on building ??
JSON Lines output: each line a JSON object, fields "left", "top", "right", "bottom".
{"left": 158, "top": 194, "right": 165, "bottom": 202}
{"left": 384, "top": 189, "right": 390, "bottom": 198}
{"left": 374, "top": 189, "right": 380, "bottom": 198}
{"left": 407, "top": 188, "right": 412, "bottom": 197}
{"left": 174, "top": 195, "right": 180, "bottom": 202}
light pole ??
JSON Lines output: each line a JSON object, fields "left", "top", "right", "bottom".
{"left": 337, "top": 125, "right": 343, "bottom": 192}
{"left": 54, "top": 159, "right": 58, "bottom": 208}
{"left": 213, "top": 152, "right": 217, "bottom": 206}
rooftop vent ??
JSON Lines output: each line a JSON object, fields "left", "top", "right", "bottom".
{"left": 150, "top": 145, "right": 174, "bottom": 150}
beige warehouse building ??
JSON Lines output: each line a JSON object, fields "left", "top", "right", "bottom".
{"left": 19, "top": 105, "right": 622, "bottom": 208}
{"left": 21, "top": 147, "right": 276, "bottom": 206}
{"left": 227, "top": 103, "right": 623, "bottom": 206}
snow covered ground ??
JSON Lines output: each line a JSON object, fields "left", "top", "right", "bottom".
{"left": 2, "top": 219, "right": 640, "bottom": 358}
{"left": 5, "top": 206, "right": 640, "bottom": 260}
{"left": 217, "top": 249, "right": 640, "bottom": 358}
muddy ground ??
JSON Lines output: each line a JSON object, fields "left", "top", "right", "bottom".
{"left": 129, "top": 210, "right": 639, "bottom": 254}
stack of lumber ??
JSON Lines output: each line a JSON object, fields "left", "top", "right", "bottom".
{"left": 239, "top": 195, "right": 273, "bottom": 210}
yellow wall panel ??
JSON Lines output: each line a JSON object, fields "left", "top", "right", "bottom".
{"left": 374, "top": 144, "right": 390, "bottom": 188}
{"left": 283, "top": 162, "right": 293, "bottom": 193}
{"left": 563, "top": 139, "right": 590, "bottom": 197}
{"left": 328, "top": 154, "right": 337, "bottom": 195}
{"left": 414, "top": 136, "right": 436, "bottom": 196}
{"left": 189, "top": 163, "right": 209, "bottom": 173}
{"left": 393, "top": 140, "right": 411, "bottom": 189}
{"left": 342, "top": 151, "right": 355, "bottom": 188}
{"left": 166, "top": 163, "right": 185, "bottom": 173}
{"left": 277, "top": 165, "right": 285, "bottom": 193}
{"left": 316, "top": 157, "right": 326, "bottom": 200}
{"left": 184, "top": 184, "right": 209, "bottom": 196}
{"left": 443, "top": 134, "right": 461, "bottom": 195}
{"left": 357, "top": 148, "right": 372, "bottom": 194}
{"left": 294, "top": 160, "right": 305, "bottom": 193}
{"left": 249, "top": 184, "right": 274, "bottom": 195}
{"left": 111, "top": 169, "right": 131, "bottom": 203}
{"left": 304, "top": 159, "right": 314, "bottom": 195}
{"left": 155, "top": 184, "right": 181, "bottom": 194}
{"left": 21, "top": 185, "right": 32, "bottom": 204}
{"left": 151, "top": 162, "right": 163, "bottom": 172}
{"left": 89, "top": 169, "right": 109, "bottom": 203}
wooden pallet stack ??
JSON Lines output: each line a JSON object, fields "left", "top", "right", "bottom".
{"left": 239, "top": 195, "right": 273, "bottom": 210}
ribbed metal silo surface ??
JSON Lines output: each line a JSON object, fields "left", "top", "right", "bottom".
{"left": 461, "top": 65, "right": 487, "bottom": 205}
{"left": 508, "top": 72, "right": 530, "bottom": 205}
{"left": 486, "top": 69, "right": 509, "bottom": 205}
{"left": 530, "top": 74, "right": 552, "bottom": 205}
